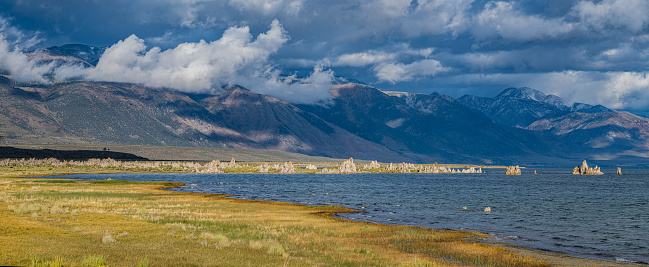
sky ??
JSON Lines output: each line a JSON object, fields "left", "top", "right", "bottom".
{"left": 2, "top": 0, "right": 649, "bottom": 112}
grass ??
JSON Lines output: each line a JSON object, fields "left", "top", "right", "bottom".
{"left": 0, "top": 172, "right": 554, "bottom": 267}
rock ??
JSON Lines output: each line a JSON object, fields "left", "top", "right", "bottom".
{"left": 364, "top": 160, "right": 381, "bottom": 169}
{"left": 257, "top": 164, "right": 269, "bottom": 173}
{"left": 200, "top": 160, "right": 223, "bottom": 173}
{"left": 505, "top": 166, "right": 521, "bottom": 175}
{"left": 279, "top": 161, "right": 295, "bottom": 174}
{"left": 338, "top": 158, "right": 357, "bottom": 173}
{"left": 461, "top": 167, "right": 482, "bottom": 173}
{"left": 572, "top": 160, "right": 604, "bottom": 175}
{"left": 580, "top": 160, "right": 588, "bottom": 175}
{"left": 572, "top": 166, "right": 580, "bottom": 175}
{"left": 305, "top": 164, "right": 317, "bottom": 170}
{"left": 617, "top": 167, "right": 622, "bottom": 175}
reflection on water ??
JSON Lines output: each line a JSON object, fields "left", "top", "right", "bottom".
{"left": 45, "top": 169, "right": 649, "bottom": 264}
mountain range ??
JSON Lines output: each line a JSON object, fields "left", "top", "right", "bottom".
{"left": 2, "top": 44, "right": 649, "bottom": 167}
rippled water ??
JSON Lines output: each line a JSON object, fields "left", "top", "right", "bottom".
{"left": 45, "top": 169, "right": 649, "bottom": 264}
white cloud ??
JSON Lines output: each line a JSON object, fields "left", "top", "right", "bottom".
{"left": 572, "top": 0, "right": 649, "bottom": 33}
{"left": 0, "top": 34, "right": 54, "bottom": 83}
{"left": 332, "top": 46, "right": 435, "bottom": 68}
{"left": 472, "top": 1, "right": 574, "bottom": 42}
{"left": 357, "top": 0, "right": 473, "bottom": 38}
{"left": 55, "top": 19, "right": 335, "bottom": 104}
{"left": 373, "top": 59, "right": 449, "bottom": 83}
{"left": 67, "top": 20, "right": 288, "bottom": 92}
{"left": 241, "top": 65, "right": 335, "bottom": 104}
{"left": 606, "top": 72, "right": 649, "bottom": 110}
{"left": 227, "top": 0, "right": 304, "bottom": 16}
{"left": 333, "top": 51, "right": 397, "bottom": 67}
{"left": 3, "top": 18, "right": 335, "bottom": 104}
{"left": 0, "top": 18, "right": 54, "bottom": 83}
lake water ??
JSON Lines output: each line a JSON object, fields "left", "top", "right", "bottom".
{"left": 44, "top": 169, "right": 649, "bottom": 264}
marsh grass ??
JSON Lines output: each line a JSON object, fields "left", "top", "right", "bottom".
{"left": 0, "top": 174, "right": 553, "bottom": 266}
{"left": 81, "top": 255, "right": 105, "bottom": 267}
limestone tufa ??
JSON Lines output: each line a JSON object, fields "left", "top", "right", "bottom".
{"left": 572, "top": 160, "right": 603, "bottom": 175}
{"left": 505, "top": 166, "right": 521, "bottom": 175}
{"left": 338, "top": 158, "right": 357, "bottom": 173}
{"left": 363, "top": 160, "right": 381, "bottom": 169}
{"left": 279, "top": 161, "right": 295, "bottom": 174}
{"left": 200, "top": 160, "right": 223, "bottom": 174}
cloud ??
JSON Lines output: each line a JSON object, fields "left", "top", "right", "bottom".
{"left": 437, "top": 70, "right": 649, "bottom": 111}
{"left": 0, "top": 35, "right": 55, "bottom": 83}
{"left": 240, "top": 65, "right": 335, "bottom": 104}
{"left": 6, "top": 1, "right": 649, "bottom": 111}
{"left": 373, "top": 59, "right": 449, "bottom": 83}
{"left": 0, "top": 18, "right": 55, "bottom": 83}
{"left": 57, "top": 20, "right": 288, "bottom": 92}
{"left": 53, "top": 19, "right": 335, "bottom": 104}
{"left": 572, "top": 0, "right": 649, "bottom": 33}
{"left": 333, "top": 51, "right": 398, "bottom": 67}
{"left": 226, "top": 0, "right": 304, "bottom": 16}
{"left": 472, "top": 1, "right": 574, "bottom": 42}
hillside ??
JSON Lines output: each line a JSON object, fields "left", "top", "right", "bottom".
{"left": 2, "top": 74, "right": 649, "bottom": 166}
{"left": 457, "top": 87, "right": 649, "bottom": 161}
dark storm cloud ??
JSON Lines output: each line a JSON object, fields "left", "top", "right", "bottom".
{"left": 2, "top": 0, "right": 649, "bottom": 110}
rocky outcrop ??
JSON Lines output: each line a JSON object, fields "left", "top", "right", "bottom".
{"left": 461, "top": 167, "right": 482, "bottom": 173}
{"left": 363, "top": 160, "right": 381, "bottom": 169}
{"left": 505, "top": 166, "right": 521, "bottom": 175}
{"left": 617, "top": 167, "right": 622, "bottom": 175}
{"left": 338, "top": 158, "right": 357, "bottom": 173}
{"left": 200, "top": 160, "right": 223, "bottom": 173}
{"left": 257, "top": 164, "right": 270, "bottom": 173}
{"left": 305, "top": 164, "right": 317, "bottom": 170}
{"left": 572, "top": 160, "right": 603, "bottom": 175}
{"left": 279, "top": 161, "right": 295, "bottom": 174}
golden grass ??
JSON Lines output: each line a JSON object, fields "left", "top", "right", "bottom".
{"left": 0, "top": 173, "right": 554, "bottom": 267}
{"left": 0, "top": 158, "right": 551, "bottom": 267}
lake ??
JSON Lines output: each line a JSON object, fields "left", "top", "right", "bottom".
{"left": 44, "top": 168, "right": 649, "bottom": 264}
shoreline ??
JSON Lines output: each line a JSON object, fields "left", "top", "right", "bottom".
{"left": 0, "top": 163, "right": 647, "bottom": 266}
{"left": 165, "top": 180, "right": 646, "bottom": 267}
{"left": 13, "top": 172, "right": 646, "bottom": 266}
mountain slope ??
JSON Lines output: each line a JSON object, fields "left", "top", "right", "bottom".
{"left": 457, "top": 87, "right": 610, "bottom": 127}
{"left": 527, "top": 111, "right": 649, "bottom": 151}
{"left": 297, "top": 84, "right": 582, "bottom": 164}
{"left": 0, "top": 79, "right": 258, "bottom": 148}
{"left": 458, "top": 87, "right": 649, "bottom": 159}
{"left": 197, "top": 86, "right": 407, "bottom": 161}
{"left": 0, "top": 78, "right": 406, "bottom": 162}
{"left": 3, "top": 74, "right": 649, "bottom": 165}
{"left": 26, "top": 44, "right": 105, "bottom": 67}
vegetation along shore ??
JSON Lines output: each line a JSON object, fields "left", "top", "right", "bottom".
{"left": 0, "top": 157, "right": 643, "bottom": 266}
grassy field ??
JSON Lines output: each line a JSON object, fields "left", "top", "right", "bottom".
{"left": 1, "top": 163, "right": 638, "bottom": 266}
{"left": 0, "top": 166, "right": 554, "bottom": 267}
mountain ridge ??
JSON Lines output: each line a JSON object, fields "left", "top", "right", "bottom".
{"left": 3, "top": 44, "right": 649, "bottom": 166}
